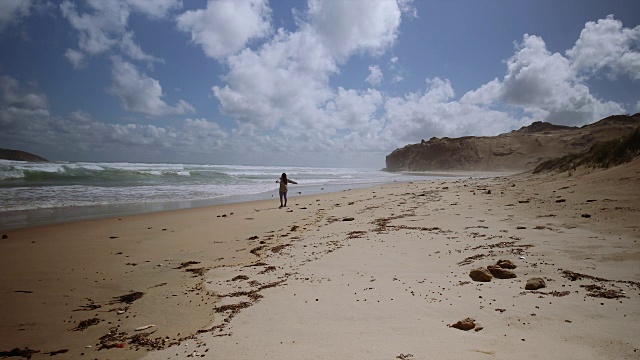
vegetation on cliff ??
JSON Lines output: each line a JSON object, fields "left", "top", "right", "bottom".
{"left": 533, "top": 127, "right": 640, "bottom": 173}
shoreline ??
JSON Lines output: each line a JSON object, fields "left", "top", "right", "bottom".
{"left": 1, "top": 162, "right": 638, "bottom": 359}
{"left": 0, "top": 172, "right": 477, "bottom": 231}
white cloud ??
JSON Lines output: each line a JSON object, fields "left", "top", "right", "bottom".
{"left": 127, "top": 0, "right": 182, "bottom": 19}
{"left": 0, "top": 0, "right": 32, "bottom": 32}
{"left": 461, "top": 33, "right": 625, "bottom": 126}
{"left": 60, "top": 0, "right": 175, "bottom": 66}
{"left": 365, "top": 65, "right": 383, "bottom": 86}
{"left": 107, "top": 57, "right": 195, "bottom": 116}
{"left": 384, "top": 77, "right": 518, "bottom": 143}
{"left": 60, "top": 1, "right": 126, "bottom": 55}
{"left": 213, "top": 28, "right": 336, "bottom": 129}
{"left": 325, "top": 87, "right": 383, "bottom": 129}
{"left": 64, "top": 48, "right": 86, "bottom": 69}
{"left": 0, "top": 76, "right": 225, "bottom": 159}
{"left": 120, "top": 32, "right": 163, "bottom": 64}
{"left": 308, "top": 0, "right": 403, "bottom": 60}
{"left": 211, "top": 0, "right": 411, "bottom": 134}
{"left": 567, "top": 15, "right": 640, "bottom": 80}
{"left": 176, "top": 0, "right": 272, "bottom": 60}
{"left": 0, "top": 75, "right": 48, "bottom": 110}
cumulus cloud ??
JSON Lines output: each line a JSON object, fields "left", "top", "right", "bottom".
{"left": 0, "top": 76, "right": 225, "bottom": 160}
{"left": 107, "top": 57, "right": 194, "bottom": 116}
{"left": 384, "top": 77, "right": 518, "bottom": 143}
{"left": 365, "top": 65, "right": 383, "bottom": 86}
{"left": 326, "top": 88, "right": 383, "bottom": 129}
{"left": 64, "top": 48, "right": 86, "bottom": 69}
{"left": 176, "top": 0, "right": 272, "bottom": 60}
{"left": 0, "top": 0, "right": 32, "bottom": 32}
{"left": 567, "top": 15, "right": 640, "bottom": 80}
{"left": 60, "top": 0, "right": 177, "bottom": 65}
{"left": 308, "top": 0, "right": 403, "bottom": 60}
{"left": 211, "top": 0, "right": 411, "bottom": 134}
{"left": 461, "top": 32, "right": 626, "bottom": 126}
{"left": 0, "top": 75, "right": 48, "bottom": 110}
{"left": 120, "top": 32, "right": 164, "bottom": 64}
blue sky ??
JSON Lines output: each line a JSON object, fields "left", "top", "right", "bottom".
{"left": 1, "top": 0, "right": 639, "bottom": 168}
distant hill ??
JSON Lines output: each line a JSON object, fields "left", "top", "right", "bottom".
{"left": 385, "top": 113, "right": 640, "bottom": 172}
{"left": 0, "top": 148, "right": 49, "bottom": 162}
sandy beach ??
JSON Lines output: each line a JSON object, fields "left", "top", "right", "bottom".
{"left": 1, "top": 160, "right": 639, "bottom": 359}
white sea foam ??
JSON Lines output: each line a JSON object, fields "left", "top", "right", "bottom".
{"left": 0, "top": 161, "right": 441, "bottom": 214}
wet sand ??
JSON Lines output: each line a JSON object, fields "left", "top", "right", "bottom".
{"left": 1, "top": 160, "right": 639, "bottom": 359}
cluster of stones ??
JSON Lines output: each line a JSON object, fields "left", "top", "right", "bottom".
{"left": 469, "top": 259, "right": 517, "bottom": 282}
{"left": 468, "top": 259, "right": 546, "bottom": 290}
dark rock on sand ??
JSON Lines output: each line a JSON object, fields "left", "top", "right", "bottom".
{"left": 496, "top": 259, "right": 517, "bottom": 269}
{"left": 487, "top": 265, "right": 517, "bottom": 279}
{"left": 1, "top": 234, "right": 7, "bottom": 239}
{"left": 469, "top": 268, "right": 492, "bottom": 282}
{"left": 525, "top": 277, "right": 546, "bottom": 290}
{"left": 449, "top": 317, "right": 476, "bottom": 331}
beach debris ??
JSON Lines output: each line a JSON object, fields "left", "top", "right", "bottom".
{"left": 259, "top": 266, "right": 277, "bottom": 274}
{"left": 457, "top": 254, "right": 486, "bottom": 266}
{"left": 0, "top": 347, "right": 40, "bottom": 358}
{"left": 560, "top": 269, "right": 640, "bottom": 290}
{"left": 581, "top": 213, "right": 592, "bottom": 218}
{"left": 72, "top": 317, "right": 101, "bottom": 331}
{"left": 135, "top": 324, "right": 156, "bottom": 331}
{"left": 523, "top": 290, "right": 570, "bottom": 297}
{"left": 525, "top": 278, "right": 546, "bottom": 290}
{"left": 247, "top": 235, "right": 259, "bottom": 240}
{"left": 117, "top": 310, "right": 126, "bottom": 315}
{"left": 581, "top": 284, "right": 627, "bottom": 299}
{"left": 496, "top": 259, "right": 517, "bottom": 269}
{"left": 250, "top": 245, "right": 267, "bottom": 256}
{"left": 448, "top": 317, "right": 476, "bottom": 331}
{"left": 1, "top": 234, "right": 7, "bottom": 239}
{"left": 13, "top": 290, "right": 33, "bottom": 294}
{"left": 231, "top": 275, "right": 249, "bottom": 281}
{"left": 519, "top": 256, "right": 526, "bottom": 260}
{"left": 185, "top": 268, "right": 206, "bottom": 277}
{"left": 270, "top": 244, "right": 291, "bottom": 253}
{"left": 110, "top": 291, "right": 144, "bottom": 304}
{"left": 487, "top": 265, "right": 517, "bottom": 279}
{"left": 342, "top": 217, "right": 355, "bottom": 221}
{"left": 347, "top": 231, "right": 368, "bottom": 239}
{"left": 44, "top": 349, "right": 68, "bottom": 356}
{"left": 174, "top": 261, "right": 201, "bottom": 269}
{"left": 74, "top": 300, "right": 101, "bottom": 311}
{"left": 469, "top": 268, "right": 492, "bottom": 282}
{"left": 99, "top": 328, "right": 128, "bottom": 349}
{"left": 109, "top": 236, "right": 119, "bottom": 239}
{"left": 396, "top": 354, "right": 414, "bottom": 359}
{"left": 555, "top": 199, "right": 566, "bottom": 203}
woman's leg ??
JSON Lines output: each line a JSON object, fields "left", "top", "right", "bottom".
{"left": 279, "top": 192, "right": 284, "bottom": 207}
{"left": 283, "top": 191, "right": 288, "bottom": 206}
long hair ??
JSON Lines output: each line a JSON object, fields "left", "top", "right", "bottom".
{"left": 281, "top": 173, "right": 287, "bottom": 182}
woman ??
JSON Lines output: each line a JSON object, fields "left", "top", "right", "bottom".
{"left": 276, "top": 173, "right": 297, "bottom": 208}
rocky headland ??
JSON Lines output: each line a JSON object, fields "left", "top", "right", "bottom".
{"left": 0, "top": 148, "right": 49, "bottom": 162}
{"left": 385, "top": 113, "right": 640, "bottom": 172}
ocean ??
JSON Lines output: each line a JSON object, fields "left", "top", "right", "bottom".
{"left": 0, "top": 160, "right": 444, "bottom": 230}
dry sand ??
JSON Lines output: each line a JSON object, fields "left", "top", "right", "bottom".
{"left": 1, "top": 159, "right": 639, "bottom": 359}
